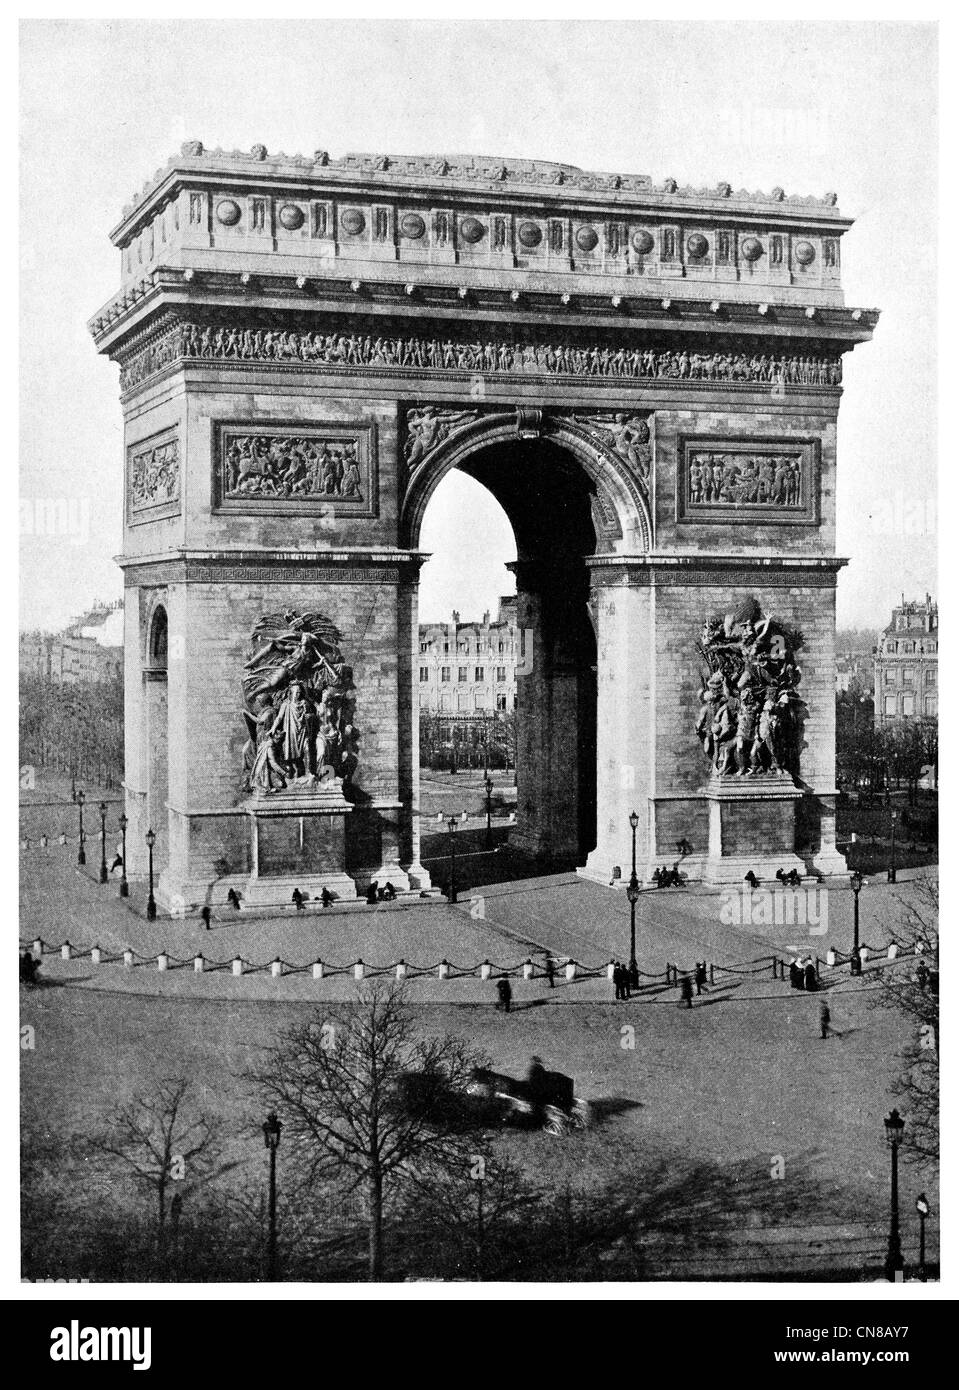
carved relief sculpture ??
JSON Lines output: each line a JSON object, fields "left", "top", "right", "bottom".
{"left": 129, "top": 434, "right": 179, "bottom": 515}
{"left": 403, "top": 406, "right": 480, "bottom": 465}
{"left": 572, "top": 412, "right": 651, "bottom": 485}
{"left": 695, "top": 596, "right": 805, "bottom": 781}
{"left": 214, "top": 424, "right": 373, "bottom": 515}
{"left": 118, "top": 317, "right": 844, "bottom": 395}
{"left": 678, "top": 437, "right": 819, "bottom": 526}
{"left": 241, "top": 609, "right": 358, "bottom": 797}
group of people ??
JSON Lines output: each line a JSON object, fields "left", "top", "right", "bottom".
{"left": 789, "top": 957, "right": 819, "bottom": 991}
{"left": 365, "top": 881, "right": 397, "bottom": 905}
{"left": 652, "top": 865, "right": 685, "bottom": 888}
{"left": 612, "top": 961, "right": 638, "bottom": 999}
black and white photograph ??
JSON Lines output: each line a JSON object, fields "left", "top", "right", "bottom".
{"left": 15, "top": 12, "right": 944, "bottom": 1321}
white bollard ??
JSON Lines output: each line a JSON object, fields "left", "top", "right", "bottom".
{"left": 565, "top": 961, "right": 577, "bottom": 982}
{"left": 91, "top": 946, "right": 101, "bottom": 965}
{"left": 157, "top": 953, "right": 168, "bottom": 972}
{"left": 271, "top": 959, "right": 283, "bottom": 978}
{"left": 480, "top": 962, "right": 492, "bottom": 981}
{"left": 193, "top": 954, "right": 204, "bottom": 974}
{"left": 232, "top": 957, "right": 244, "bottom": 976}
{"left": 354, "top": 961, "right": 365, "bottom": 980}
{"left": 606, "top": 961, "right": 616, "bottom": 980}
{"left": 438, "top": 960, "right": 450, "bottom": 979}
{"left": 32, "top": 939, "right": 43, "bottom": 957}
{"left": 522, "top": 959, "right": 534, "bottom": 980}
{"left": 60, "top": 942, "right": 71, "bottom": 960}
{"left": 826, "top": 949, "right": 836, "bottom": 967}
{"left": 859, "top": 946, "right": 869, "bottom": 965}
{"left": 123, "top": 949, "right": 134, "bottom": 968}
{"left": 396, "top": 961, "right": 407, "bottom": 980}
{"left": 312, "top": 960, "right": 324, "bottom": 980}
{"left": 888, "top": 943, "right": 898, "bottom": 960}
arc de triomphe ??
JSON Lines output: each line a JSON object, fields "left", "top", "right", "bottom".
{"left": 90, "top": 143, "right": 876, "bottom": 909}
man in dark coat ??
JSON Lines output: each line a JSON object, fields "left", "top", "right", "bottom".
{"left": 496, "top": 977, "right": 512, "bottom": 1012}
{"left": 695, "top": 961, "right": 707, "bottom": 995}
{"left": 679, "top": 973, "right": 694, "bottom": 1009}
{"left": 804, "top": 960, "right": 818, "bottom": 992}
{"left": 820, "top": 1002, "right": 831, "bottom": 1040}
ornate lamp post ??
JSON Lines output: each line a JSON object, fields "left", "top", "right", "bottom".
{"left": 76, "top": 789, "right": 86, "bottom": 866}
{"left": 117, "top": 812, "right": 129, "bottom": 897}
{"left": 849, "top": 870, "right": 864, "bottom": 974}
{"left": 145, "top": 827, "right": 157, "bottom": 922}
{"left": 262, "top": 1111, "right": 282, "bottom": 1281}
{"left": 883, "top": 1108, "right": 905, "bottom": 1281}
{"left": 484, "top": 774, "right": 494, "bottom": 850}
{"left": 98, "top": 801, "right": 108, "bottom": 884}
{"left": 626, "top": 810, "right": 640, "bottom": 986}
{"left": 888, "top": 808, "right": 898, "bottom": 884}
{"left": 915, "top": 1192, "right": 930, "bottom": 1282}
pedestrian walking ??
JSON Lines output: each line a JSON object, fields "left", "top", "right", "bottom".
{"left": 544, "top": 955, "right": 555, "bottom": 988}
{"left": 496, "top": 977, "right": 512, "bottom": 1013}
{"left": 200, "top": 904, "right": 212, "bottom": 930}
{"left": 819, "top": 1002, "right": 831, "bottom": 1040}
{"left": 320, "top": 887, "right": 333, "bottom": 907}
{"left": 291, "top": 888, "right": 305, "bottom": 911}
{"left": 850, "top": 946, "right": 862, "bottom": 977}
{"left": 226, "top": 888, "right": 241, "bottom": 909}
{"left": 628, "top": 959, "right": 639, "bottom": 991}
{"left": 695, "top": 961, "right": 707, "bottom": 996}
{"left": 679, "top": 973, "right": 694, "bottom": 1009}
{"left": 19, "top": 950, "right": 39, "bottom": 987}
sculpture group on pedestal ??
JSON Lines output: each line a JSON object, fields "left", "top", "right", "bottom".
{"left": 695, "top": 596, "right": 805, "bottom": 780}
{"left": 241, "top": 609, "right": 358, "bottom": 796}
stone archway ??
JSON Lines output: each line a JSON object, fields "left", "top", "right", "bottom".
{"left": 403, "top": 408, "right": 652, "bottom": 865}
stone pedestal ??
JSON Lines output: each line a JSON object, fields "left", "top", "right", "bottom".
{"left": 700, "top": 773, "right": 806, "bottom": 885}
{"left": 244, "top": 780, "right": 357, "bottom": 907}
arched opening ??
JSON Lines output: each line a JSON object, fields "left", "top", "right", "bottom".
{"left": 415, "top": 435, "right": 600, "bottom": 868}
{"left": 143, "top": 602, "right": 169, "bottom": 863}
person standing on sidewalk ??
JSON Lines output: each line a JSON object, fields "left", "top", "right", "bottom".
{"left": 544, "top": 955, "right": 555, "bottom": 988}
{"left": 496, "top": 977, "right": 512, "bottom": 1013}
{"left": 820, "top": 1002, "right": 831, "bottom": 1039}
{"left": 679, "top": 973, "right": 694, "bottom": 1009}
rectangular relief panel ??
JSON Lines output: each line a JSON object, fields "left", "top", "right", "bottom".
{"left": 676, "top": 435, "right": 820, "bottom": 527}
{"left": 211, "top": 420, "right": 378, "bottom": 519}
{"left": 127, "top": 428, "right": 181, "bottom": 525}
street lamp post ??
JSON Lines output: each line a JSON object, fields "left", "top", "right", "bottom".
{"left": 915, "top": 1192, "right": 930, "bottom": 1282}
{"left": 98, "top": 801, "right": 108, "bottom": 884}
{"left": 484, "top": 774, "right": 494, "bottom": 851}
{"left": 849, "top": 870, "right": 864, "bottom": 975}
{"left": 883, "top": 1108, "right": 905, "bottom": 1281}
{"left": 145, "top": 828, "right": 157, "bottom": 922}
{"left": 627, "top": 810, "right": 640, "bottom": 987}
{"left": 76, "top": 789, "right": 86, "bottom": 866}
{"left": 117, "top": 813, "right": 129, "bottom": 897}
{"left": 888, "top": 808, "right": 898, "bottom": 884}
{"left": 437, "top": 812, "right": 464, "bottom": 904}
{"left": 262, "top": 1111, "right": 282, "bottom": 1281}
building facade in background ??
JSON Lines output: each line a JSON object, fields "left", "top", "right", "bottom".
{"left": 418, "top": 597, "right": 518, "bottom": 712}
{"left": 19, "top": 601, "right": 124, "bottom": 685}
{"left": 874, "top": 594, "right": 938, "bottom": 726}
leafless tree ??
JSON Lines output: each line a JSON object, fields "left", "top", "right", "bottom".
{"left": 871, "top": 879, "right": 938, "bottom": 1164}
{"left": 250, "top": 981, "right": 487, "bottom": 1279}
{"left": 87, "top": 1077, "right": 222, "bottom": 1264}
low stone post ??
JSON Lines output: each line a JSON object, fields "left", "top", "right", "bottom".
{"left": 193, "top": 953, "right": 204, "bottom": 974}
{"left": 887, "top": 943, "right": 898, "bottom": 960}
{"left": 523, "top": 959, "right": 534, "bottom": 980}
{"left": 157, "top": 952, "right": 168, "bottom": 972}
{"left": 32, "top": 939, "right": 43, "bottom": 957}
{"left": 480, "top": 961, "right": 492, "bottom": 980}
{"left": 396, "top": 961, "right": 407, "bottom": 980}
{"left": 826, "top": 948, "right": 837, "bottom": 967}
{"left": 60, "top": 942, "right": 71, "bottom": 960}
{"left": 312, "top": 960, "right": 324, "bottom": 980}
{"left": 123, "top": 949, "right": 134, "bottom": 968}
{"left": 271, "top": 958, "right": 283, "bottom": 978}
{"left": 438, "top": 960, "right": 450, "bottom": 979}
{"left": 232, "top": 957, "right": 244, "bottom": 976}
{"left": 354, "top": 960, "right": 365, "bottom": 980}
{"left": 606, "top": 960, "right": 615, "bottom": 980}
{"left": 91, "top": 946, "right": 101, "bottom": 965}
{"left": 565, "top": 960, "right": 577, "bottom": 982}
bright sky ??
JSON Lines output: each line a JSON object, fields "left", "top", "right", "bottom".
{"left": 19, "top": 18, "right": 937, "bottom": 632}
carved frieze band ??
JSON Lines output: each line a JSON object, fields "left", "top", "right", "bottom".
{"left": 212, "top": 421, "right": 376, "bottom": 518}
{"left": 128, "top": 429, "right": 180, "bottom": 523}
{"left": 118, "top": 316, "right": 844, "bottom": 395}
{"left": 677, "top": 436, "right": 820, "bottom": 526}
